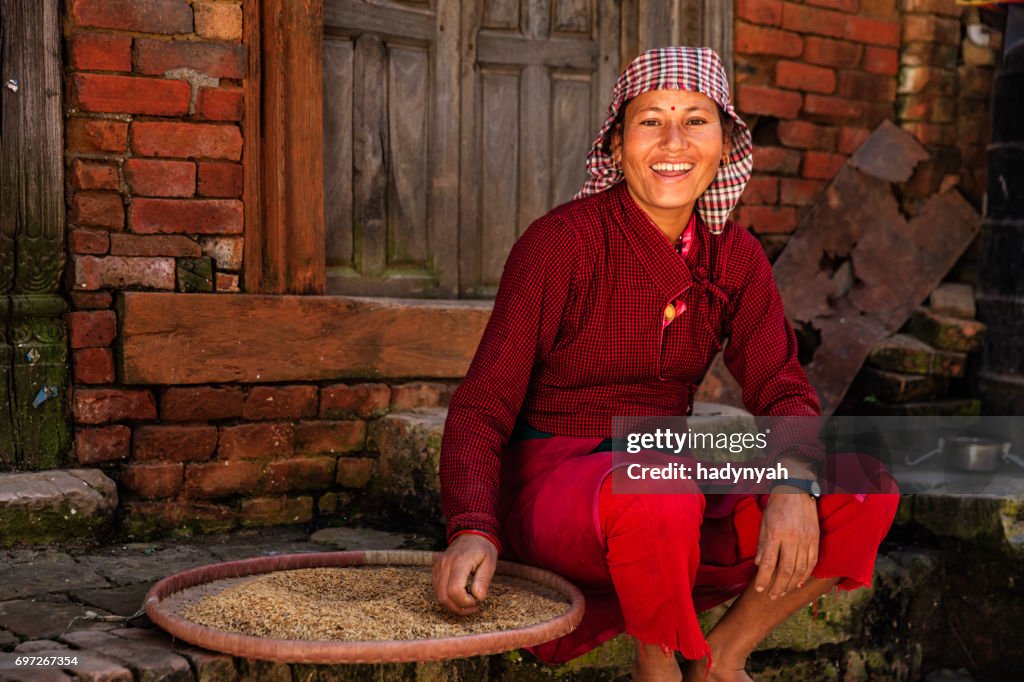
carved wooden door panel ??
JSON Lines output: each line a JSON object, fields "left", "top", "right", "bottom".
{"left": 1, "top": 0, "right": 70, "bottom": 469}
{"left": 322, "top": 0, "right": 461, "bottom": 297}
{"left": 458, "top": 0, "right": 620, "bottom": 297}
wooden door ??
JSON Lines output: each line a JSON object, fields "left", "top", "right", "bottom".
{"left": 458, "top": 0, "right": 619, "bottom": 297}
{"left": 322, "top": 0, "right": 461, "bottom": 297}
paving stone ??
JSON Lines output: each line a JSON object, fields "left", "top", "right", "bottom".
{"left": 188, "top": 526, "right": 325, "bottom": 563}
{"left": 0, "top": 597, "right": 115, "bottom": 641}
{"left": 0, "top": 669, "right": 73, "bottom": 681}
{"left": 11, "top": 640, "right": 69, "bottom": 652}
{"left": 236, "top": 658, "right": 291, "bottom": 682}
{"left": 59, "top": 630, "right": 192, "bottom": 682}
{"left": 0, "top": 551, "right": 108, "bottom": 599}
{"left": 79, "top": 544, "right": 218, "bottom": 586}
{"left": 0, "top": 470, "right": 118, "bottom": 546}
{"left": 309, "top": 526, "right": 425, "bottom": 551}
{"left": 7, "top": 648, "right": 132, "bottom": 682}
{"left": 366, "top": 409, "right": 447, "bottom": 524}
{"left": 173, "top": 644, "right": 236, "bottom": 682}
{"left": 70, "top": 584, "right": 151, "bottom": 623}
{"left": 0, "top": 630, "right": 17, "bottom": 650}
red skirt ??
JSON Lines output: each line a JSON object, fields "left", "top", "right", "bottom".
{"left": 497, "top": 435, "right": 899, "bottom": 665}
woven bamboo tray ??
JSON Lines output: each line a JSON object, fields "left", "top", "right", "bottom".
{"left": 145, "top": 550, "right": 585, "bottom": 663}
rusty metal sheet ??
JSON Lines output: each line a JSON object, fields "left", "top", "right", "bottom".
{"left": 697, "top": 123, "right": 980, "bottom": 414}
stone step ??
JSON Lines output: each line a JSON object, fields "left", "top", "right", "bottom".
{"left": 0, "top": 469, "right": 118, "bottom": 547}
{"left": 858, "top": 367, "right": 950, "bottom": 403}
{"left": 929, "top": 282, "right": 976, "bottom": 320}
{"left": 909, "top": 306, "right": 987, "bottom": 352}
{"left": 867, "top": 333, "right": 966, "bottom": 378}
{"left": 856, "top": 398, "right": 981, "bottom": 416}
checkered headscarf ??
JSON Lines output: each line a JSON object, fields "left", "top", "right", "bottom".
{"left": 575, "top": 47, "right": 753, "bottom": 234}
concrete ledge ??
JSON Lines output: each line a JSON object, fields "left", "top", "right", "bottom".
{"left": 0, "top": 469, "right": 118, "bottom": 546}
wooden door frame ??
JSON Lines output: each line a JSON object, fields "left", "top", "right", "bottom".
{"left": 243, "top": 0, "right": 326, "bottom": 295}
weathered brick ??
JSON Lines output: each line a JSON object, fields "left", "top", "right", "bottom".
{"left": 782, "top": 2, "right": 846, "bottom": 38}
{"left": 901, "top": 121, "right": 956, "bottom": 146}
{"left": 72, "top": 388, "right": 157, "bottom": 425}
{"left": 898, "top": 66, "right": 956, "bottom": 96}
{"left": 194, "top": 1, "right": 243, "bottom": 41}
{"left": 776, "top": 61, "right": 836, "bottom": 94}
{"left": 336, "top": 457, "right": 376, "bottom": 488}
{"left": 124, "top": 463, "right": 184, "bottom": 499}
{"left": 802, "top": 151, "right": 846, "bottom": 180}
{"left": 321, "top": 383, "right": 392, "bottom": 418}
{"left": 735, "top": 22, "right": 804, "bottom": 58}
{"left": 72, "top": 74, "right": 190, "bottom": 116}
{"left": 738, "top": 205, "right": 798, "bottom": 234}
{"left": 867, "top": 333, "right": 966, "bottom": 377}
{"left": 71, "top": 255, "right": 176, "bottom": 291}
{"left": 239, "top": 496, "right": 313, "bottom": 527}
{"left": 898, "top": 0, "right": 962, "bottom": 15}
{"left": 295, "top": 420, "right": 366, "bottom": 454}
{"left": 803, "top": 36, "right": 863, "bottom": 68}
{"left": 780, "top": 177, "right": 826, "bottom": 205}
{"left": 72, "top": 347, "right": 116, "bottom": 384}
{"left": 902, "top": 15, "right": 959, "bottom": 45}
{"left": 134, "top": 39, "right": 245, "bottom": 79}
{"left": 910, "top": 307, "right": 986, "bottom": 352}
{"left": 110, "top": 234, "right": 202, "bottom": 257}
{"left": 70, "top": 191, "right": 124, "bottom": 230}
{"left": 846, "top": 16, "right": 902, "bottom": 46}
{"left": 958, "top": 65, "right": 994, "bottom": 98}
{"left": 125, "top": 500, "right": 235, "bottom": 536}
{"left": 69, "top": 228, "right": 110, "bottom": 255}
{"left": 196, "top": 162, "right": 243, "bottom": 198}
{"left": 184, "top": 460, "right": 263, "bottom": 499}
{"left": 930, "top": 283, "right": 975, "bottom": 319}
{"left": 390, "top": 382, "right": 451, "bottom": 410}
{"left": 70, "top": 159, "right": 120, "bottom": 191}
{"left": 754, "top": 146, "right": 803, "bottom": 175}
{"left": 962, "top": 39, "right": 996, "bottom": 67}
{"left": 263, "top": 457, "right": 335, "bottom": 493}
{"left": 71, "top": 0, "right": 193, "bottom": 34}
{"left": 901, "top": 42, "right": 959, "bottom": 68}
{"left": 737, "top": 0, "right": 782, "bottom": 26}
{"left": 133, "top": 424, "right": 218, "bottom": 462}
{"left": 863, "top": 46, "right": 899, "bottom": 75}
{"left": 742, "top": 176, "right": 779, "bottom": 204}
{"left": 803, "top": 94, "right": 864, "bottom": 119}
{"left": 862, "top": 101, "right": 895, "bottom": 128}
{"left": 860, "top": 367, "right": 948, "bottom": 403}
{"left": 66, "top": 118, "right": 128, "bottom": 154}
{"left": 75, "top": 425, "right": 131, "bottom": 464}
{"left": 70, "top": 291, "right": 113, "bottom": 310}
{"left": 131, "top": 122, "right": 242, "bottom": 160}
{"left": 215, "top": 272, "right": 240, "bottom": 292}
{"left": 897, "top": 93, "right": 956, "bottom": 123}
{"left": 162, "top": 386, "right": 245, "bottom": 421}
{"left": 242, "top": 385, "right": 318, "bottom": 421}
{"left": 807, "top": 0, "right": 858, "bottom": 11}
{"left": 130, "top": 198, "right": 243, "bottom": 235}
{"left": 860, "top": 0, "right": 897, "bottom": 17}
{"left": 67, "top": 309, "right": 117, "bottom": 349}
{"left": 737, "top": 85, "right": 802, "bottom": 119}
{"left": 124, "top": 159, "right": 195, "bottom": 197}
{"left": 837, "top": 70, "right": 897, "bottom": 103}
{"left": 68, "top": 32, "right": 132, "bottom": 72}
{"left": 218, "top": 422, "right": 295, "bottom": 459}
{"left": 196, "top": 87, "right": 243, "bottom": 121}
{"left": 778, "top": 120, "right": 838, "bottom": 150}
{"left": 200, "top": 236, "right": 243, "bottom": 270}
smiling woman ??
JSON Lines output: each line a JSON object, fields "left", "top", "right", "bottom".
{"left": 435, "top": 47, "right": 899, "bottom": 682}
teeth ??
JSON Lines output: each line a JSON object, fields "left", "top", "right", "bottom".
{"left": 651, "top": 162, "right": 695, "bottom": 172}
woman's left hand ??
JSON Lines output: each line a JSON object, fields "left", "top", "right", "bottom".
{"left": 753, "top": 488, "right": 819, "bottom": 599}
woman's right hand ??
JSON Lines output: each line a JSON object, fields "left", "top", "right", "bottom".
{"left": 432, "top": 533, "right": 498, "bottom": 616}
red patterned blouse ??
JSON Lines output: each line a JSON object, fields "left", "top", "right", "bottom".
{"left": 439, "top": 180, "right": 820, "bottom": 543}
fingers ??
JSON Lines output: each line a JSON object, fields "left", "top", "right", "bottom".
{"left": 432, "top": 540, "right": 498, "bottom": 616}
{"left": 770, "top": 542, "right": 797, "bottom": 599}
{"left": 469, "top": 550, "right": 497, "bottom": 602}
{"left": 753, "top": 537, "right": 778, "bottom": 595}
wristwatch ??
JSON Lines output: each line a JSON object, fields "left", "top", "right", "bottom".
{"left": 769, "top": 477, "right": 822, "bottom": 500}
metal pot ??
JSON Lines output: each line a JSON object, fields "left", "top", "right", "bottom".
{"left": 905, "top": 436, "right": 1024, "bottom": 472}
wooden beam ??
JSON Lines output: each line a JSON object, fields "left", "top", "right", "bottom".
{"left": 118, "top": 293, "right": 492, "bottom": 384}
{"left": 242, "top": 0, "right": 262, "bottom": 292}
{"left": 250, "top": 0, "right": 326, "bottom": 294}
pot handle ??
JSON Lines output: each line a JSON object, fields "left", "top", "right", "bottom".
{"left": 1005, "top": 452, "right": 1024, "bottom": 470}
{"left": 905, "top": 438, "right": 944, "bottom": 467}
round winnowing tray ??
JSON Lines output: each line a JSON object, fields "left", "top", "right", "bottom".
{"left": 145, "top": 550, "right": 585, "bottom": 663}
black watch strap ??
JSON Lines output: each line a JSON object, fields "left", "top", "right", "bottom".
{"left": 769, "top": 477, "right": 822, "bottom": 500}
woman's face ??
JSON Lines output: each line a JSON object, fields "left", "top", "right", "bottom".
{"left": 611, "top": 89, "right": 728, "bottom": 230}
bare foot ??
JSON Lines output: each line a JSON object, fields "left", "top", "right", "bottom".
{"left": 681, "top": 658, "right": 753, "bottom": 682}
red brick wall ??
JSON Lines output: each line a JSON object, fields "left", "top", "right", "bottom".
{"left": 732, "top": 0, "right": 1000, "bottom": 259}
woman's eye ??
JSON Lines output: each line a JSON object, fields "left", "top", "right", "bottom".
{"left": 639, "top": 119, "right": 660, "bottom": 126}
{"left": 687, "top": 118, "right": 707, "bottom": 125}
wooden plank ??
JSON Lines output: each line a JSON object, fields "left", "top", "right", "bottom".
{"left": 119, "top": 293, "right": 493, "bottom": 384}
{"left": 458, "top": 0, "right": 483, "bottom": 296}
{"left": 597, "top": 0, "right": 621, "bottom": 130}
{"left": 387, "top": 45, "right": 429, "bottom": 265}
{"left": 258, "top": 0, "right": 326, "bottom": 294}
{"left": 479, "top": 69, "right": 521, "bottom": 286}
{"left": 482, "top": 0, "right": 520, "bottom": 30}
{"left": 551, "top": 72, "right": 592, "bottom": 206}
{"left": 524, "top": 0, "right": 549, "bottom": 39}
{"left": 242, "top": 0, "right": 262, "bottom": 292}
{"left": 326, "top": 271, "right": 441, "bottom": 297}
{"left": 477, "top": 33, "right": 597, "bottom": 69}
{"left": 639, "top": 0, "right": 673, "bottom": 51}
{"left": 518, "top": 65, "right": 551, "bottom": 234}
{"left": 324, "top": 0, "right": 434, "bottom": 41}
{"left": 352, "top": 33, "right": 388, "bottom": 278}
{"left": 323, "top": 36, "right": 354, "bottom": 268}
{"left": 554, "top": 0, "right": 590, "bottom": 35}
{"left": 431, "top": 0, "right": 461, "bottom": 297}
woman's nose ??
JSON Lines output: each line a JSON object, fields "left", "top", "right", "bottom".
{"left": 660, "top": 122, "right": 689, "bottom": 149}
